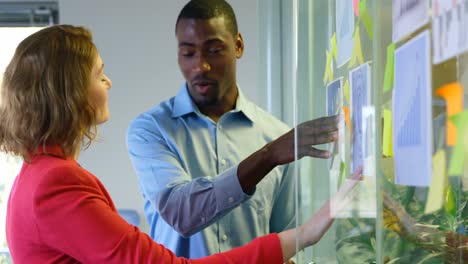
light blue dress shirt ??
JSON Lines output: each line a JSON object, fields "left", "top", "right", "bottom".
{"left": 126, "top": 84, "right": 295, "bottom": 258}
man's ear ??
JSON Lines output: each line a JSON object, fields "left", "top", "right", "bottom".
{"left": 236, "top": 33, "right": 244, "bottom": 58}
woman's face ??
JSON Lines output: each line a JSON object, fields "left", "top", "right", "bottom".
{"left": 89, "top": 53, "right": 112, "bottom": 124}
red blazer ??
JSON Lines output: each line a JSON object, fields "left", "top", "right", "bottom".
{"left": 6, "top": 146, "right": 283, "bottom": 263}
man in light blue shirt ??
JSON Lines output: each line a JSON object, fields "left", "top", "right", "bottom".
{"left": 126, "top": 0, "right": 339, "bottom": 259}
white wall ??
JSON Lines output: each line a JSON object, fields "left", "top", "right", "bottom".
{"left": 58, "top": 0, "right": 259, "bottom": 233}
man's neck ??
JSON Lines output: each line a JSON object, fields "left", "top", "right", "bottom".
{"left": 199, "top": 87, "right": 238, "bottom": 123}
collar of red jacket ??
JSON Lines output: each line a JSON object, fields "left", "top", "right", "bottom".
{"left": 32, "top": 145, "right": 67, "bottom": 159}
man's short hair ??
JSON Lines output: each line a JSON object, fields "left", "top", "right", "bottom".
{"left": 175, "top": 0, "right": 238, "bottom": 36}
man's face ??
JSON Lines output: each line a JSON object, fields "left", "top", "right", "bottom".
{"left": 176, "top": 17, "right": 243, "bottom": 107}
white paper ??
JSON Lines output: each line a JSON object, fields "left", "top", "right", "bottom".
{"left": 432, "top": 0, "right": 468, "bottom": 64}
{"left": 336, "top": 0, "right": 354, "bottom": 67}
{"left": 392, "top": 0, "right": 429, "bottom": 42}
{"left": 393, "top": 30, "right": 432, "bottom": 187}
{"left": 349, "top": 62, "right": 371, "bottom": 174}
{"left": 362, "top": 106, "right": 376, "bottom": 177}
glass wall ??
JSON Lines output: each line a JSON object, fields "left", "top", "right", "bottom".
{"left": 260, "top": 0, "right": 468, "bottom": 263}
{"left": 0, "top": 26, "right": 45, "bottom": 264}
{"left": 0, "top": 5, "right": 57, "bottom": 263}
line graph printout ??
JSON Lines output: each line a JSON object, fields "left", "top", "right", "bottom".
{"left": 393, "top": 31, "right": 432, "bottom": 187}
{"left": 350, "top": 63, "right": 371, "bottom": 174}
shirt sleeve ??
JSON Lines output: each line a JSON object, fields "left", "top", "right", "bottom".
{"left": 33, "top": 164, "right": 283, "bottom": 264}
{"left": 269, "top": 164, "right": 296, "bottom": 233}
{"left": 126, "top": 115, "right": 252, "bottom": 237}
{"left": 192, "top": 234, "right": 284, "bottom": 264}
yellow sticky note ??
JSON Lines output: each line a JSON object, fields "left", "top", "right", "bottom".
{"left": 323, "top": 50, "right": 330, "bottom": 84}
{"left": 383, "top": 43, "right": 395, "bottom": 93}
{"left": 328, "top": 56, "right": 334, "bottom": 82}
{"left": 382, "top": 109, "right": 393, "bottom": 157}
{"left": 323, "top": 50, "right": 334, "bottom": 85}
{"left": 343, "top": 79, "right": 350, "bottom": 105}
{"left": 348, "top": 26, "right": 364, "bottom": 69}
{"left": 436, "top": 83, "right": 464, "bottom": 146}
{"left": 358, "top": 0, "right": 373, "bottom": 39}
{"left": 331, "top": 33, "right": 338, "bottom": 62}
{"left": 448, "top": 111, "right": 468, "bottom": 176}
{"left": 424, "top": 150, "right": 447, "bottom": 214}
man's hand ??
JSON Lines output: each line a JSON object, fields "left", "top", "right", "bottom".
{"left": 266, "top": 114, "right": 340, "bottom": 166}
{"left": 238, "top": 114, "right": 340, "bottom": 193}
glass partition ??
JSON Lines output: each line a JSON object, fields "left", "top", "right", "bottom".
{"left": 287, "top": 0, "right": 468, "bottom": 263}
{"left": 0, "top": 26, "right": 45, "bottom": 264}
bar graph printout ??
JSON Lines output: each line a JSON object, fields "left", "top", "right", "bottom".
{"left": 350, "top": 62, "right": 371, "bottom": 174}
{"left": 326, "top": 78, "right": 345, "bottom": 169}
{"left": 393, "top": 31, "right": 432, "bottom": 187}
{"left": 432, "top": 0, "right": 468, "bottom": 64}
{"left": 326, "top": 78, "right": 343, "bottom": 117}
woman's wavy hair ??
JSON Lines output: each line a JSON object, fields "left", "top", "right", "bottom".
{"left": 0, "top": 25, "right": 99, "bottom": 161}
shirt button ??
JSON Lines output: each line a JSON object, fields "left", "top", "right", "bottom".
{"left": 201, "top": 217, "right": 206, "bottom": 223}
{"left": 221, "top": 234, "right": 228, "bottom": 241}
{"left": 228, "top": 197, "right": 234, "bottom": 203}
{"left": 221, "top": 159, "right": 226, "bottom": 165}
{"left": 218, "top": 125, "right": 222, "bottom": 130}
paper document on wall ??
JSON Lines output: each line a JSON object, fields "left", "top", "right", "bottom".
{"left": 393, "top": 31, "right": 432, "bottom": 187}
{"left": 392, "top": 0, "right": 429, "bottom": 42}
{"left": 432, "top": 0, "right": 468, "bottom": 64}
{"left": 350, "top": 62, "right": 371, "bottom": 175}
{"left": 336, "top": 0, "right": 355, "bottom": 66}
{"left": 362, "top": 106, "right": 375, "bottom": 177}
{"left": 326, "top": 78, "right": 345, "bottom": 165}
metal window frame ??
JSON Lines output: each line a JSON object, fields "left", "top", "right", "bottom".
{"left": 0, "top": 1, "right": 58, "bottom": 27}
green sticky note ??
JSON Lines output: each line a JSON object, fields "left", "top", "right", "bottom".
{"left": 424, "top": 150, "right": 447, "bottom": 214}
{"left": 339, "top": 160, "right": 346, "bottom": 185}
{"left": 382, "top": 109, "right": 393, "bottom": 157}
{"left": 448, "top": 111, "right": 468, "bottom": 176}
{"left": 383, "top": 43, "right": 395, "bottom": 93}
{"left": 358, "top": 0, "right": 373, "bottom": 39}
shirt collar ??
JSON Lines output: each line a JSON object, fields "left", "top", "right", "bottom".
{"left": 172, "top": 83, "right": 200, "bottom": 118}
{"left": 234, "top": 88, "right": 256, "bottom": 123}
{"left": 172, "top": 83, "right": 256, "bottom": 123}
